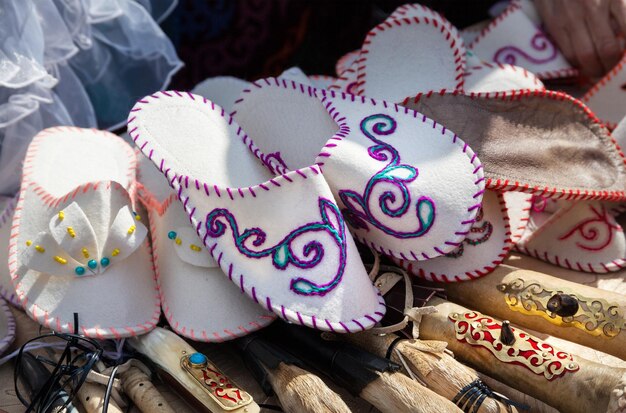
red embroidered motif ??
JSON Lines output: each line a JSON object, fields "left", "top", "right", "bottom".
{"left": 558, "top": 204, "right": 621, "bottom": 251}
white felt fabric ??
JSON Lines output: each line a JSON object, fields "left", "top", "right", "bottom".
{"left": 335, "top": 50, "right": 360, "bottom": 76}
{"left": 329, "top": 61, "right": 360, "bottom": 95}
{"left": 0, "top": 298, "right": 16, "bottom": 356}
{"left": 0, "top": 196, "right": 19, "bottom": 306}
{"left": 191, "top": 76, "right": 250, "bottom": 114}
{"left": 503, "top": 191, "right": 533, "bottom": 244}
{"left": 461, "top": 28, "right": 482, "bottom": 46}
{"left": 231, "top": 79, "right": 485, "bottom": 260}
{"left": 464, "top": 61, "right": 544, "bottom": 92}
{"left": 10, "top": 127, "right": 159, "bottom": 338}
{"left": 470, "top": 2, "right": 575, "bottom": 79}
{"left": 583, "top": 55, "right": 626, "bottom": 129}
{"left": 355, "top": 14, "right": 466, "bottom": 102}
{"left": 137, "top": 155, "right": 275, "bottom": 341}
{"left": 308, "top": 75, "right": 339, "bottom": 90}
{"left": 389, "top": 3, "right": 462, "bottom": 42}
{"left": 128, "top": 91, "right": 385, "bottom": 333}
{"left": 517, "top": 199, "right": 626, "bottom": 273}
{"left": 278, "top": 67, "right": 313, "bottom": 86}
{"left": 396, "top": 190, "right": 511, "bottom": 282}
{"left": 513, "top": 0, "right": 541, "bottom": 25}
{"left": 172, "top": 227, "right": 217, "bottom": 268}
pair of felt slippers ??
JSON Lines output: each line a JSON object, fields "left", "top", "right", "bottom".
{"left": 0, "top": 66, "right": 496, "bottom": 340}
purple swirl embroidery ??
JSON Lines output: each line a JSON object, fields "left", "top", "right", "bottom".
{"left": 445, "top": 207, "right": 493, "bottom": 259}
{"left": 338, "top": 114, "right": 435, "bottom": 239}
{"left": 263, "top": 151, "right": 289, "bottom": 174}
{"left": 493, "top": 31, "right": 557, "bottom": 65}
{"left": 205, "top": 197, "right": 347, "bottom": 296}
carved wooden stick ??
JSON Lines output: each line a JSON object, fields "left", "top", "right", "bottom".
{"left": 419, "top": 298, "right": 626, "bottom": 413}
{"left": 443, "top": 264, "right": 626, "bottom": 359}
{"left": 76, "top": 382, "right": 123, "bottom": 413}
{"left": 129, "top": 327, "right": 260, "bottom": 413}
{"left": 343, "top": 332, "right": 516, "bottom": 413}
{"left": 119, "top": 366, "right": 175, "bottom": 413}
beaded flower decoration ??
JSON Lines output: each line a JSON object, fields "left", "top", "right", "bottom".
{"left": 20, "top": 202, "right": 148, "bottom": 277}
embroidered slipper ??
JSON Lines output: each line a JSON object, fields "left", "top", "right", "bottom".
{"left": 9, "top": 127, "right": 159, "bottom": 338}
{"left": 353, "top": 6, "right": 466, "bottom": 102}
{"left": 582, "top": 54, "right": 626, "bottom": 130}
{"left": 402, "top": 89, "right": 626, "bottom": 201}
{"left": 0, "top": 195, "right": 19, "bottom": 307}
{"left": 0, "top": 298, "right": 15, "bottom": 356}
{"left": 516, "top": 198, "right": 626, "bottom": 273}
{"left": 395, "top": 190, "right": 531, "bottom": 282}
{"left": 137, "top": 155, "right": 276, "bottom": 341}
{"left": 469, "top": 1, "right": 577, "bottom": 80}
{"left": 464, "top": 60, "right": 545, "bottom": 93}
{"left": 191, "top": 76, "right": 250, "bottom": 114}
{"left": 128, "top": 91, "right": 385, "bottom": 333}
{"left": 231, "top": 78, "right": 485, "bottom": 260}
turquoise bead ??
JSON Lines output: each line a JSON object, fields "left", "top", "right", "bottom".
{"left": 75, "top": 267, "right": 85, "bottom": 276}
{"left": 100, "top": 257, "right": 110, "bottom": 267}
{"left": 87, "top": 259, "right": 97, "bottom": 269}
{"left": 167, "top": 231, "right": 177, "bottom": 240}
{"left": 189, "top": 352, "right": 207, "bottom": 365}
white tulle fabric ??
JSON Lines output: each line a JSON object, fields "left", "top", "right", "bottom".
{"left": 0, "top": 0, "right": 180, "bottom": 195}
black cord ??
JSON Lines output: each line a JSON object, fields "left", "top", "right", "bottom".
{"left": 102, "top": 365, "right": 119, "bottom": 413}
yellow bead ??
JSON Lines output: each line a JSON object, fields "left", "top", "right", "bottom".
{"left": 175, "top": 238, "right": 182, "bottom": 245}
{"left": 35, "top": 245, "right": 45, "bottom": 253}
{"left": 82, "top": 248, "right": 89, "bottom": 258}
{"left": 190, "top": 244, "right": 202, "bottom": 252}
{"left": 25, "top": 240, "right": 32, "bottom": 246}
{"left": 135, "top": 214, "right": 141, "bottom": 221}
{"left": 111, "top": 248, "right": 120, "bottom": 257}
{"left": 67, "top": 227, "right": 76, "bottom": 238}
{"left": 127, "top": 225, "right": 136, "bottom": 235}
{"left": 54, "top": 256, "right": 67, "bottom": 264}
{"left": 58, "top": 211, "right": 65, "bottom": 221}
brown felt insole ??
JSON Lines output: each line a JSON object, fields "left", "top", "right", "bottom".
{"left": 403, "top": 93, "right": 626, "bottom": 196}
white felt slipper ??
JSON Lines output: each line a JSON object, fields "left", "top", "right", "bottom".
{"left": 137, "top": 155, "right": 276, "bottom": 342}
{"left": 516, "top": 198, "right": 626, "bottom": 273}
{"left": 231, "top": 79, "right": 485, "bottom": 260}
{"left": 0, "top": 195, "right": 19, "bottom": 307}
{"left": 354, "top": 8, "right": 466, "bottom": 102}
{"left": 9, "top": 127, "right": 159, "bottom": 338}
{"left": 0, "top": 298, "right": 15, "bottom": 356}
{"left": 395, "top": 190, "right": 531, "bottom": 282}
{"left": 128, "top": 91, "right": 385, "bottom": 333}
{"left": 582, "top": 55, "right": 626, "bottom": 130}
{"left": 464, "top": 60, "right": 544, "bottom": 92}
{"left": 191, "top": 76, "right": 250, "bottom": 114}
{"left": 469, "top": 2, "right": 576, "bottom": 80}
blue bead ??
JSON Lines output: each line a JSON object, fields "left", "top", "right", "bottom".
{"left": 75, "top": 267, "right": 85, "bottom": 276}
{"left": 189, "top": 352, "right": 207, "bottom": 365}
{"left": 100, "top": 257, "right": 110, "bottom": 267}
{"left": 87, "top": 259, "right": 97, "bottom": 269}
{"left": 167, "top": 231, "right": 177, "bottom": 240}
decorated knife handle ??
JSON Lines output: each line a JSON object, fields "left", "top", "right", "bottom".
{"left": 129, "top": 327, "right": 259, "bottom": 413}
{"left": 444, "top": 264, "right": 626, "bottom": 360}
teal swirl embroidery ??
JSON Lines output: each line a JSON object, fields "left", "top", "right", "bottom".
{"left": 205, "top": 197, "right": 347, "bottom": 296}
{"left": 338, "top": 113, "right": 435, "bottom": 239}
